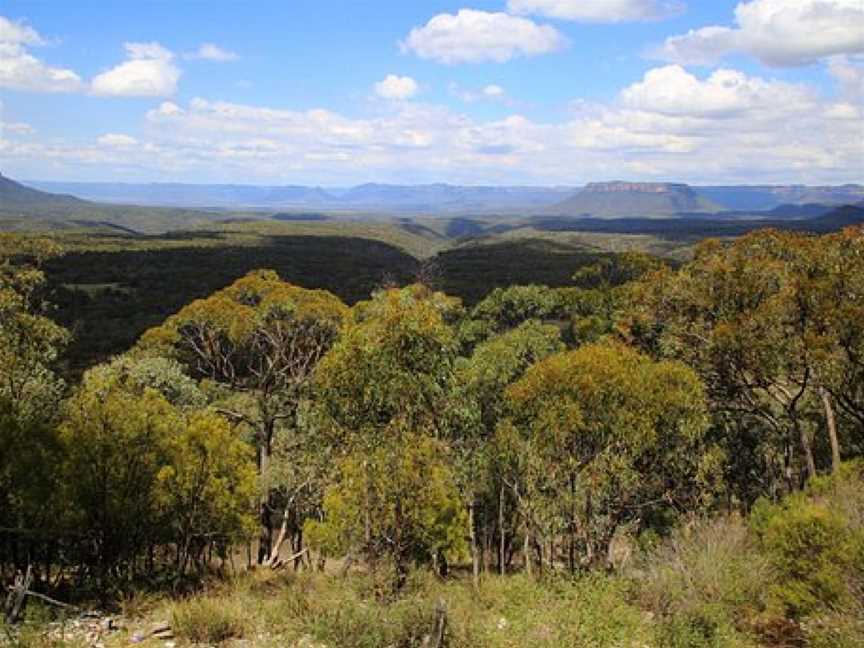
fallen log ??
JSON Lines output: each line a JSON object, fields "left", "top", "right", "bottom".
{"left": 4, "top": 565, "right": 78, "bottom": 624}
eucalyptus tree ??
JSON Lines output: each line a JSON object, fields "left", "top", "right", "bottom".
{"left": 501, "top": 342, "right": 710, "bottom": 571}
{"left": 59, "top": 361, "right": 256, "bottom": 582}
{"left": 0, "top": 235, "right": 69, "bottom": 537}
{"left": 627, "top": 228, "right": 864, "bottom": 498}
{"left": 457, "top": 320, "right": 564, "bottom": 581}
{"left": 312, "top": 284, "right": 470, "bottom": 586}
{"left": 139, "top": 270, "right": 347, "bottom": 562}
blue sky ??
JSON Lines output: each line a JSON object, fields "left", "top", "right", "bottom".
{"left": 1, "top": 1, "right": 862, "bottom": 185}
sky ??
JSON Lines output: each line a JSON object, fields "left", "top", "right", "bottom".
{"left": 0, "top": 0, "right": 862, "bottom": 186}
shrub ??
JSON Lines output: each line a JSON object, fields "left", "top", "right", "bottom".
{"left": 170, "top": 595, "right": 248, "bottom": 644}
{"left": 751, "top": 464, "right": 864, "bottom": 621}
{"left": 631, "top": 515, "right": 765, "bottom": 647}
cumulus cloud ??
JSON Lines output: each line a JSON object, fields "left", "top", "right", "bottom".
{"left": 0, "top": 15, "right": 42, "bottom": 45}
{"left": 119, "top": 59, "right": 862, "bottom": 185}
{"left": 184, "top": 43, "right": 239, "bottom": 62}
{"left": 4, "top": 49, "right": 860, "bottom": 185}
{"left": 0, "top": 15, "right": 85, "bottom": 92}
{"left": 620, "top": 64, "right": 816, "bottom": 117}
{"left": 97, "top": 133, "right": 138, "bottom": 147}
{"left": 91, "top": 41, "right": 180, "bottom": 97}
{"left": 400, "top": 9, "right": 566, "bottom": 64}
{"left": 374, "top": 74, "right": 419, "bottom": 100}
{"left": 653, "top": 0, "right": 864, "bottom": 67}
{"left": 508, "top": 0, "right": 684, "bottom": 23}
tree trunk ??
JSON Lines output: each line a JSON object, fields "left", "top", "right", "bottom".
{"left": 522, "top": 520, "right": 532, "bottom": 577}
{"left": 393, "top": 497, "right": 407, "bottom": 590}
{"left": 783, "top": 437, "right": 795, "bottom": 495}
{"left": 820, "top": 387, "right": 842, "bottom": 473}
{"left": 569, "top": 473, "right": 576, "bottom": 574}
{"left": 257, "top": 425, "right": 275, "bottom": 564}
{"left": 498, "top": 483, "right": 506, "bottom": 576}
{"left": 468, "top": 502, "right": 480, "bottom": 589}
{"left": 795, "top": 418, "right": 817, "bottom": 483}
{"left": 264, "top": 507, "right": 291, "bottom": 567}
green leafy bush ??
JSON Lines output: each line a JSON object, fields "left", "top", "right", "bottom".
{"left": 751, "top": 465, "right": 864, "bottom": 621}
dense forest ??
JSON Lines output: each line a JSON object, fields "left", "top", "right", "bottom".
{"left": 1, "top": 226, "right": 862, "bottom": 647}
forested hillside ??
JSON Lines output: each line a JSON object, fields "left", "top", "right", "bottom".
{"left": 1, "top": 225, "right": 862, "bottom": 647}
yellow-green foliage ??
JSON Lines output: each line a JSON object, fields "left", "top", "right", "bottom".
{"left": 157, "top": 410, "right": 258, "bottom": 553}
{"left": 755, "top": 499, "right": 850, "bottom": 618}
{"left": 751, "top": 461, "right": 864, "bottom": 623}
{"left": 315, "top": 284, "right": 465, "bottom": 441}
{"left": 501, "top": 341, "right": 711, "bottom": 563}
{"left": 58, "top": 363, "right": 256, "bottom": 572}
{"left": 306, "top": 435, "right": 467, "bottom": 571}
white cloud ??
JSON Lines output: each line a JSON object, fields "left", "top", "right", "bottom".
{"left": 450, "top": 82, "right": 508, "bottom": 103}
{"left": 97, "top": 133, "right": 138, "bottom": 147}
{"left": 91, "top": 41, "right": 180, "bottom": 97}
{"left": 147, "top": 101, "right": 184, "bottom": 118}
{"left": 654, "top": 0, "right": 864, "bottom": 67}
{"left": 4, "top": 63, "right": 860, "bottom": 185}
{"left": 620, "top": 65, "right": 816, "bottom": 117}
{"left": 0, "top": 16, "right": 85, "bottom": 92}
{"left": 400, "top": 9, "right": 566, "bottom": 64}
{"left": 374, "top": 74, "right": 419, "bottom": 100}
{"left": 0, "top": 117, "right": 35, "bottom": 135}
{"left": 508, "top": 0, "right": 684, "bottom": 23}
{"left": 185, "top": 43, "right": 238, "bottom": 62}
{"left": 829, "top": 56, "right": 864, "bottom": 102}
{"left": 0, "top": 16, "right": 42, "bottom": 45}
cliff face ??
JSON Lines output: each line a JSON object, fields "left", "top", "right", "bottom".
{"left": 550, "top": 181, "right": 720, "bottom": 218}
{"left": 581, "top": 181, "right": 692, "bottom": 194}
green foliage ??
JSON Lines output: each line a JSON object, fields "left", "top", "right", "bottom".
{"left": 458, "top": 320, "right": 564, "bottom": 433}
{"left": 306, "top": 435, "right": 467, "bottom": 582}
{"left": 0, "top": 235, "right": 71, "bottom": 532}
{"left": 157, "top": 411, "right": 257, "bottom": 565}
{"left": 751, "top": 462, "right": 864, "bottom": 620}
{"left": 315, "top": 284, "right": 465, "bottom": 442}
{"left": 502, "top": 341, "right": 711, "bottom": 565}
{"left": 58, "top": 368, "right": 177, "bottom": 569}
{"left": 58, "top": 360, "right": 255, "bottom": 577}
{"left": 571, "top": 251, "right": 666, "bottom": 291}
{"left": 628, "top": 227, "right": 864, "bottom": 499}
{"left": 468, "top": 284, "right": 564, "bottom": 337}
{"left": 311, "top": 286, "right": 473, "bottom": 584}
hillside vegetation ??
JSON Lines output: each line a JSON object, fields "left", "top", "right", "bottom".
{"left": 1, "top": 224, "right": 862, "bottom": 646}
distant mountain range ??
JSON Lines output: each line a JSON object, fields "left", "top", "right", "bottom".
{"left": 24, "top": 178, "right": 864, "bottom": 217}
{"left": 0, "top": 172, "right": 227, "bottom": 234}
{"left": 3, "top": 172, "right": 863, "bottom": 237}
{"left": 25, "top": 180, "right": 576, "bottom": 213}
{"left": 1, "top": 172, "right": 87, "bottom": 210}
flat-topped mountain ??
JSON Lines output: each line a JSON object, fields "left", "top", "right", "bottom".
{"left": 550, "top": 181, "right": 721, "bottom": 218}
{"left": 582, "top": 181, "right": 691, "bottom": 194}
